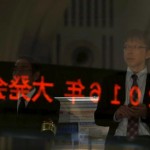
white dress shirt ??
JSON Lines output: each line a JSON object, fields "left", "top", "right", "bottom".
{"left": 114, "top": 67, "right": 150, "bottom": 136}
{"left": 17, "top": 88, "right": 36, "bottom": 112}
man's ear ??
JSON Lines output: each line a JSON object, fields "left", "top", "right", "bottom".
{"left": 33, "top": 71, "right": 40, "bottom": 81}
{"left": 146, "top": 50, "right": 150, "bottom": 59}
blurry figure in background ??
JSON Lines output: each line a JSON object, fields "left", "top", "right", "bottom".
{"left": 95, "top": 29, "right": 150, "bottom": 150}
{"left": 0, "top": 56, "right": 60, "bottom": 150}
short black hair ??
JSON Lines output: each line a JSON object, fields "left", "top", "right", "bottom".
{"left": 17, "top": 56, "right": 41, "bottom": 74}
{"left": 124, "top": 29, "right": 150, "bottom": 49}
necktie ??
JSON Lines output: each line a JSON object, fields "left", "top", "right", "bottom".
{"left": 18, "top": 97, "right": 26, "bottom": 114}
{"left": 127, "top": 74, "right": 139, "bottom": 139}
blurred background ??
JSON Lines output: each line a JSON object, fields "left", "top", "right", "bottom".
{"left": 1, "top": 0, "right": 150, "bottom": 70}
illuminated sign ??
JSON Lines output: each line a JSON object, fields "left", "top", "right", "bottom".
{"left": 0, "top": 76, "right": 54, "bottom": 102}
{"left": 0, "top": 75, "right": 147, "bottom": 106}
{"left": 0, "top": 76, "right": 101, "bottom": 103}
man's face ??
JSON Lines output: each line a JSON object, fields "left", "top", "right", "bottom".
{"left": 123, "top": 39, "right": 150, "bottom": 68}
{"left": 13, "top": 58, "right": 33, "bottom": 85}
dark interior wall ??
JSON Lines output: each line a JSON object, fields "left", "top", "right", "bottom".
{"left": 1, "top": 0, "right": 150, "bottom": 70}
{"left": 0, "top": 0, "right": 69, "bottom": 63}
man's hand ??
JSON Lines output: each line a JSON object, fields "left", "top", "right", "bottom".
{"left": 115, "top": 104, "right": 147, "bottom": 120}
{"left": 129, "top": 104, "right": 147, "bottom": 118}
{"left": 115, "top": 105, "right": 133, "bottom": 120}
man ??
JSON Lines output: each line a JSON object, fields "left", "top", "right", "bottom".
{"left": 0, "top": 56, "right": 60, "bottom": 150}
{"left": 94, "top": 30, "right": 150, "bottom": 149}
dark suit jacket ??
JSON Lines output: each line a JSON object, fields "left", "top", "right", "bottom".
{"left": 94, "top": 71, "right": 150, "bottom": 137}
{"left": 0, "top": 88, "right": 60, "bottom": 138}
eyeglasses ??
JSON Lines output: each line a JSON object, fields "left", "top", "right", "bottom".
{"left": 123, "top": 45, "right": 147, "bottom": 50}
{"left": 13, "top": 67, "right": 32, "bottom": 73}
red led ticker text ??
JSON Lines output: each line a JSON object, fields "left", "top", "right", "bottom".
{"left": 0, "top": 78, "right": 8, "bottom": 100}
{"left": 0, "top": 76, "right": 102, "bottom": 104}
{"left": 9, "top": 75, "right": 32, "bottom": 101}
{"left": 111, "top": 84, "right": 121, "bottom": 105}
{"left": 89, "top": 82, "right": 102, "bottom": 103}
{"left": 111, "top": 84, "right": 142, "bottom": 107}
{"left": 0, "top": 76, "right": 148, "bottom": 106}
{"left": 0, "top": 76, "right": 54, "bottom": 103}
{"left": 64, "top": 79, "right": 102, "bottom": 104}
{"left": 130, "top": 86, "right": 141, "bottom": 106}
{"left": 64, "top": 79, "right": 85, "bottom": 104}
{"left": 32, "top": 76, "right": 54, "bottom": 103}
